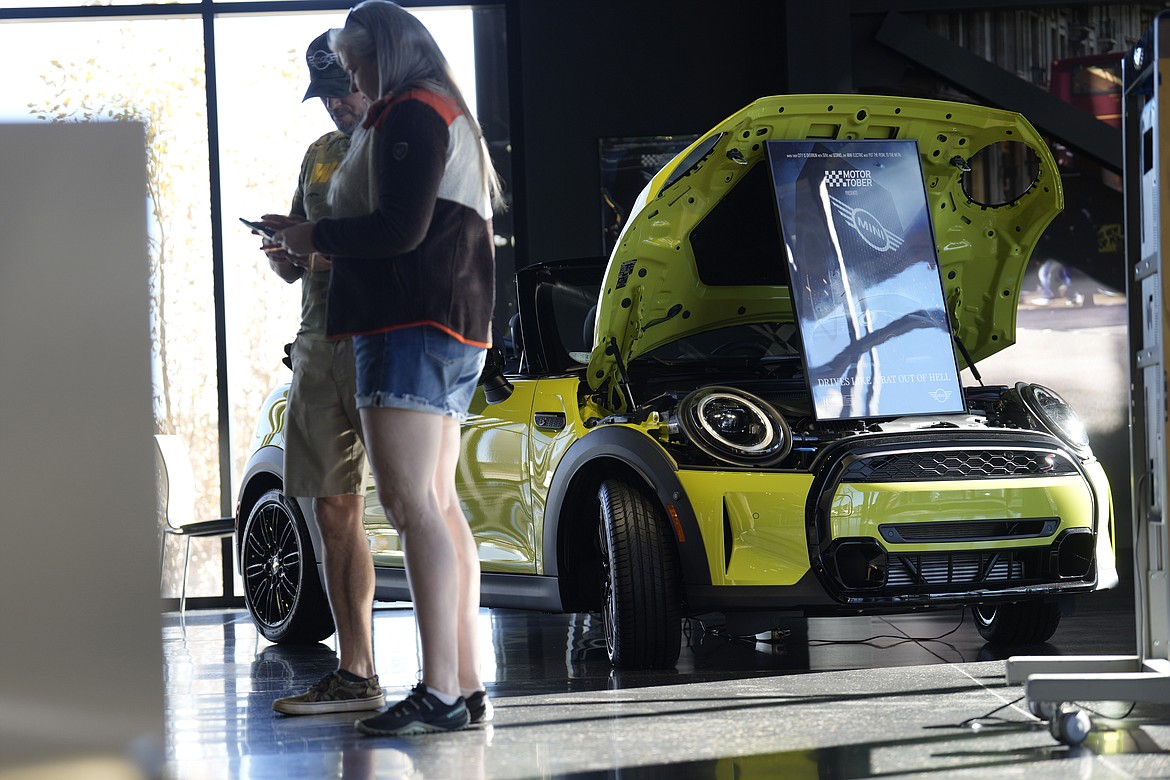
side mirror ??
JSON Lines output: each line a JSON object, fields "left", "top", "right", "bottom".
{"left": 480, "top": 346, "right": 513, "bottom": 404}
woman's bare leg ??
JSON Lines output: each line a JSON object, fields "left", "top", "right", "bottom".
{"left": 359, "top": 406, "right": 460, "bottom": 696}
{"left": 433, "top": 416, "right": 483, "bottom": 693}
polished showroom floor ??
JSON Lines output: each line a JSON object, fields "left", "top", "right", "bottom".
{"left": 163, "top": 577, "right": 1170, "bottom": 779}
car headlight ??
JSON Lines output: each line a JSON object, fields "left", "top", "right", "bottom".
{"left": 678, "top": 386, "right": 792, "bottom": 466}
{"left": 1017, "top": 382, "right": 1091, "bottom": 457}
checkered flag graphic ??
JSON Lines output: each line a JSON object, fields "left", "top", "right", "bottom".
{"left": 823, "top": 170, "right": 850, "bottom": 187}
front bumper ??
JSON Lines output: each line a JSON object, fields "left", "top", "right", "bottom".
{"left": 675, "top": 430, "right": 1117, "bottom": 612}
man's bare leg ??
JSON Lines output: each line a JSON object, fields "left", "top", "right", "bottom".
{"left": 314, "top": 493, "right": 375, "bottom": 678}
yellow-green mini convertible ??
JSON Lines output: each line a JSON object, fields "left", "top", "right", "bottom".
{"left": 236, "top": 94, "right": 1117, "bottom": 669}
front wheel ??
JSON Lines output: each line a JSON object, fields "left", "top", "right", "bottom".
{"left": 971, "top": 600, "right": 1061, "bottom": 645}
{"left": 597, "top": 479, "right": 682, "bottom": 669}
{"left": 241, "top": 489, "right": 334, "bottom": 644}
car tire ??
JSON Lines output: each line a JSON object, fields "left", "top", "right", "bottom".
{"left": 597, "top": 479, "right": 682, "bottom": 669}
{"left": 971, "top": 601, "right": 1061, "bottom": 645}
{"left": 241, "top": 488, "right": 334, "bottom": 644}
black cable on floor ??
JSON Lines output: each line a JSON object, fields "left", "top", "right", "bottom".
{"left": 691, "top": 610, "right": 968, "bottom": 656}
{"left": 956, "top": 694, "right": 1038, "bottom": 729}
{"left": 805, "top": 610, "right": 966, "bottom": 657}
{"left": 687, "top": 616, "right": 792, "bottom": 646}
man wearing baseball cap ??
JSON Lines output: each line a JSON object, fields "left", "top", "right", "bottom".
{"left": 246, "top": 32, "right": 381, "bottom": 717}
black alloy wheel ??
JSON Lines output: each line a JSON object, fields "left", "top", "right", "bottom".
{"left": 241, "top": 488, "right": 334, "bottom": 644}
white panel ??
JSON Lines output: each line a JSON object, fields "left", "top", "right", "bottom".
{"left": 0, "top": 122, "right": 163, "bottom": 773}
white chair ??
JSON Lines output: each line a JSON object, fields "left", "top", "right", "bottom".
{"left": 155, "top": 434, "right": 235, "bottom": 613}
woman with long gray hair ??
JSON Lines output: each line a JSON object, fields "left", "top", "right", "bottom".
{"left": 276, "top": 0, "right": 502, "bottom": 736}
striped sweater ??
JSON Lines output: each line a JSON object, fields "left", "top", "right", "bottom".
{"left": 313, "top": 89, "right": 495, "bottom": 347}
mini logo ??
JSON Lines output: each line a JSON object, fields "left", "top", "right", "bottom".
{"left": 827, "top": 194, "right": 905, "bottom": 253}
{"left": 392, "top": 141, "right": 409, "bottom": 161}
{"left": 307, "top": 50, "right": 339, "bottom": 71}
{"left": 929, "top": 388, "right": 953, "bottom": 403}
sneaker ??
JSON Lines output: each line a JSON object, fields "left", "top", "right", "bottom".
{"left": 465, "top": 690, "right": 493, "bottom": 726}
{"left": 355, "top": 684, "right": 470, "bottom": 736}
{"left": 272, "top": 670, "right": 385, "bottom": 715}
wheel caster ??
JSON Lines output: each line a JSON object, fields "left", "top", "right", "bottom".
{"left": 1049, "top": 703, "right": 1091, "bottom": 746}
{"left": 1029, "top": 698, "right": 1054, "bottom": 720}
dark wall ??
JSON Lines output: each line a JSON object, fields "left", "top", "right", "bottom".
{"left": 498, "top": 1, "right": 1140, "bottom": 270}
{"left": 504, "top": 0, "right": 853, "bottom": 268}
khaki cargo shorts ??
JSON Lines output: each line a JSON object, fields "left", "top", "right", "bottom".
{"left": 284, "top": 334, "right": 367, "bottom": 498}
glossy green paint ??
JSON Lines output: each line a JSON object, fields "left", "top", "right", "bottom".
{"left": 1084, "top": 460, "right": 1114, "bottom": 545}
{"left": 457, "top": 382, "right": 540, "bottom": 572}
{"left": 361, "top": 380, "right": 548, "bottom": 573}
{"left": 364, "top": 484, "right": 401, "bottom": 567}
{"left": 675, "top": 470, "right": 816, "bottom": 586}
{"left": 671, "top": 464, "right": 1112, "bottom": 588}
{"left": 459, "top": 377, "right": 605, "bottom": 574}
{"left": 1084, "top": 460, "right": 1119, "bottom": 585}
{"left": 830, "top": 477, "right": 1093, "bottom": 552}
{"left": 589, "top": 94, "right": 1063, "bottom": 405}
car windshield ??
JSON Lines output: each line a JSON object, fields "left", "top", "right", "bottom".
{"left": 639, "top": 322, "right": 803, "bottom": 364}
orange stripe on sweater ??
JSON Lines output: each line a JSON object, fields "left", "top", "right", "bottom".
{"left": 331, "top": 321, "right": 491, "bottom": 350}
{"left": 370, "top": 89, "right": 461, "bottom": 131}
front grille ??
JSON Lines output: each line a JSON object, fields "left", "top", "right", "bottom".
{"left": 812, "top": 437, "right": 1096, "bottom": 602}
{"left": 885, "top": 549, "right": 1040, "bottom": 590}
{"left": 880, "top": 518, "right": 1058, "bottom": 543}
{"left": 841, "top": 449, "right": 1076, "bottom": 481}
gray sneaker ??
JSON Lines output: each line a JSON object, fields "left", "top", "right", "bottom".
{"left": 272, "top": 670, "right": 385, "bottom": 715}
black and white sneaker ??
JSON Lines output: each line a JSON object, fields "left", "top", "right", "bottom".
{"left": 355, "top": 684, "right": 469, "bottom": 736}
{"left": 465, "top": 689, "right": 494, "bottom": 726}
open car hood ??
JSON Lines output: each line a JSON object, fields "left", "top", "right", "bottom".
{"left": 586, "top": 94, "right": 1063, "bottom": 406}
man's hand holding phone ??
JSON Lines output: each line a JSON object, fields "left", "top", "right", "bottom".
{"left": 246, "top": 214, "right": 302, "bottom": 279}
{"left": 248, "top": 214, "right": 328, "bottom": 274}
{"left": 239, "top": 217, "right": 276, "bottom": 238}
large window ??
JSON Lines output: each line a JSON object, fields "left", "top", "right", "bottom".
{"left": 1, "top": 2, "right": 496, "bottom": 600}
{"left": 1, "top": 14, "right": 220, "bottom": 596}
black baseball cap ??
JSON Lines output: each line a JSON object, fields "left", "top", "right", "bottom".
{"left": 303, "top": 31, "right": 351, "bottom": 101}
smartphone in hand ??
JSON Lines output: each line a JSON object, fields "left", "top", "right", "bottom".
{"left": 239, "top": 217, "right": 276, "bottom": 238}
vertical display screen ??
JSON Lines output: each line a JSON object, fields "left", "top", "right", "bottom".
{"left": 767, "top": 139, "right": 964, "bottom": 420}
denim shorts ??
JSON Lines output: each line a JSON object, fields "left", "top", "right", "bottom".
{"left": 353, "top": 326, "right": 486, "bottom": 420}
